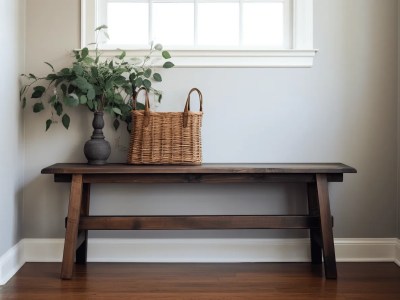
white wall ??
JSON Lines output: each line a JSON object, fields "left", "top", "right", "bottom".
{"left": 0, "top": 0, "right": 25, "bottom": 256}
{"left": 23, "top": 0, "right": 399, "bottom": 240}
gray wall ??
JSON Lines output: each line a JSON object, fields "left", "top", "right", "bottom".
{"left": 23, "top": 0, "right": 399, "bottom": 240}
{"left": 398, "top": 1, "right": 400, "bottom": 239}
{"left": 0, "top": 0, "right": 25, "bottom": 256}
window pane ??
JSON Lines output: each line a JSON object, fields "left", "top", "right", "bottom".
{"left": 153, "top": 3, "right": 194, "bottom": 46}
{"left": 107, "top": 3, "right": 149, "bottom": 45}
{"left": 242, "top": 3, "right": 284, "bottom": 47}
{"left": 198, "top": 3, "right": 239, "bottom": 46}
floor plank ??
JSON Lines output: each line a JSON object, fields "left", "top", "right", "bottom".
{"left": 1, "top": 263, "right": 399, "bottom": 299}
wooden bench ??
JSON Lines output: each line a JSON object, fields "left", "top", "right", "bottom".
{"left": 41, "top": 163, "right": 356, "bottom": 280}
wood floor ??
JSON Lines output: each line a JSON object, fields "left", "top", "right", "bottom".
{"left": 0, "top": 262, "right": 399, "bottom": 299}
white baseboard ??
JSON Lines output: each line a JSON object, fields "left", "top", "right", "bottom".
{"left": 1, "top": 238, "right": 400, "bottom": 285}
{"left": 0, "top": 241, "right": 25, "bottom": 285}
{"left": 395, "top": 239, "right": 400, "bottom": 267}
{"left": 335, "top": 238, "right": 398, "bottom": 262}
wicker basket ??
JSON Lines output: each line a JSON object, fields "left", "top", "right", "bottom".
{"left": 127, "top": 88, "right": 203, "bottom": 165}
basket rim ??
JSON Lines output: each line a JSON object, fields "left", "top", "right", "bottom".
{"left": 132, "top": 111, "right": 203, "bottom": 115}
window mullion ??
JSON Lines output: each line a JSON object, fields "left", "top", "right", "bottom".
{"left": 239, "top": 0, "right": 243, "bottom": 47}
{"left": 283, "top": 0, "right": 292, "bottom": 49}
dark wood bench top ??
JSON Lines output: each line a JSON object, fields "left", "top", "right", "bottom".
{"left": 41, "top": 163, "right": 356, "bottom": 175}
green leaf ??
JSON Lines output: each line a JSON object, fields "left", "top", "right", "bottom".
{"left": 105, "top": 78, "right": 114, "bottom": 90}
{"left": 80, "top": 95, "right": 88, "bottom": 104}
{"left": 64, "top": 95, "right": 79, "bottom": 107}
{"left": 34, "top": 86, "right": 46, "bottom": 93}
{"left": 46, "top": 74, "right": 57, "bottom": 81}
{"left": 114, "top": 76, "right": 126, "bottom": 85}
{"left": 118, "top": 51, "right": 126, "bottom": 60}
{"left": 103, "top": 31, "right": 110, "bottom": 40}
{"left": 123, "top": 83, "right": 132, "bottom": 92}
{"left": 114, "top": 94, "right": 124, "bottom": 104}
{"left": 162, "top": 51, "right": 171, "bottom": 59}
{"left": 54, "top": 102, "right": 63, "bottom": 116}
{"left": 68, "top": 84, "right": 75, "bottom": 94}
{"left": 81, "top": 47, "right": 89, "bottom": 59}
{"left": 157, "top": 93, "right": 163, "bottom": 103}
{"left": 104, "top": 106, "right": 114, "bottom": 116}
{"left": 29, "top": 73, "right": 37, "bottom": 80}
{"left": 112, "top": 107, "right": 122, "bottom": 115}
{"left": 87, "top": 87, "right": 96, "bottom": 101}
{"left": 72, "top": 64, "right": 84, "bottom": 76}
{"left": 20, "top": 85, "right": 27, "bottom": 97}
{"left": 163, "top": 61, "right": 175, "bottom": 69}
{"left": 129, "top": 73, "right": 136, "bottom": 82}
{"left": 135, "top": 77, "right": 143, "bottom": 87}
{"left": 32, "top": 86, "right": 45, "bottom": 98}
{"left": 44, "top": 62, "right": 55, "bottom": 71}
{"left": 46, "top": 119, "right": 52, "bottom": 131}
{"left": 59, "top": 68, "right": 70, "bottom": 75}
{"left": 62, "top": 114, "right": 70, "bottom": 129}
{"left": 153, "top": 73, "right": 162, "bottom": 82}
{"left": 154, "top": 43, "right": 163, "bottom": 51}
{"left": 91, "top": 66, "right": 98, "bottom": 77}
{"left": 143, "top": 79, "right": 151, "bottom": 89}
{"left": 74, "top": 76, "right": 90, "bottom": 92}
{"left": 33, "top": 102, "right": 44, "bottom": 113}
{"left": 144, "top": 69, "right": 152, "bottom": 78}
{"left": 32, "top": 90, "right": 43, "bottom": 99}
{"left": 22, "top": 97, "right": 27, "bottom": 108}
{"left": 113, "top": 119, "right": 120, "bottom": 130}
{"left": 73, "top": 50, "right": 81, "bottom": 60}
{"left": 95, "top": 24, "right": 108, "bottom": 31}
{"left": 120, "top": 104, "right": 132, "bottom": 115}
{"left": 61, "top": 84, "right": 67, "bottom": 95}
{"left": 135, "top": 102, "right": 145, "bottom": 110}
{"left": 83, "top": 57, "right": 95, "bottom": 64}
{"left": 87, "top": 98, "right": 94, "bottom": 110}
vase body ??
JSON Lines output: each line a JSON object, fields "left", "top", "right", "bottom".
{"left": 84, "top": 112, "right": 111, "bottom": 165}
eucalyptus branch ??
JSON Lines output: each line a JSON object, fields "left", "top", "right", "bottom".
{"left": 20, "top": 25, "right": 174, "bottom": 131}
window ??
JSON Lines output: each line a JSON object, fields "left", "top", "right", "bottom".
{"left": 82, "top": 0, "right": 316, "bottom": 67}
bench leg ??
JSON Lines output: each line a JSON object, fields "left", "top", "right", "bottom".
{"left": 76, "top": 183, "right": 90, "bottom": 264}
{"left": 316, "top": 174, "right": 337, "bottom": 279}
{"left": 61, "top": 174, "right": 83, "bottom": 279}
{"left": 307, "top": 183, "right": 322, "bottom": 264}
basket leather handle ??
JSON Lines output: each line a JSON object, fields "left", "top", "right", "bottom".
{"left": 183, "top": 88, "right": 203, "bottom": 128}
{"left": 133, "top": 87, "right": 150, "bottom": 127}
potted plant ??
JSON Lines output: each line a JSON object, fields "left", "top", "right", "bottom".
{"left": 20, "top": 25, "right": 174, "bottom": 164}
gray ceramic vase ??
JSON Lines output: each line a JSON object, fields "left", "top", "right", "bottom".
{"left": 84, "top": 111, "right": 111, "bottom": 165}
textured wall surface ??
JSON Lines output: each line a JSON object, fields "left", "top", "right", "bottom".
{"left": 0, "top": 0, "right": 25, "bottom": 256}
{"left": 23, "top": 0, "right": 398, "bottom": 240}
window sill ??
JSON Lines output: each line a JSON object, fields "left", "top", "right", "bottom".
{"left": 95, "top": 49, "right": 318, "bottom": 68}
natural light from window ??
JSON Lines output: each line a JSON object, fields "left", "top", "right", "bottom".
{"left": 100, "top": 0, "right": 288, "bottom": 49}
{"left": 82, "top": 0, "right": 316, "bottom": 67}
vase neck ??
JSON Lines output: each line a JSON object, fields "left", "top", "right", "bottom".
{"left": 91, "top": 112, "right": 105, "bottom": 139}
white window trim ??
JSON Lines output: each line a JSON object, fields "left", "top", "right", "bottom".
{"left": 81, "top": 0, "right": 317, "bottom": 67}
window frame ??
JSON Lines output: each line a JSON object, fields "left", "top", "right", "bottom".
{"left": 81, "top": 0, "right": 317, "bottom": 67}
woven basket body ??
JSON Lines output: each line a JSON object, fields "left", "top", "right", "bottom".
{"left": 127, "top": 88, "right": 203, "bottom": 165}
